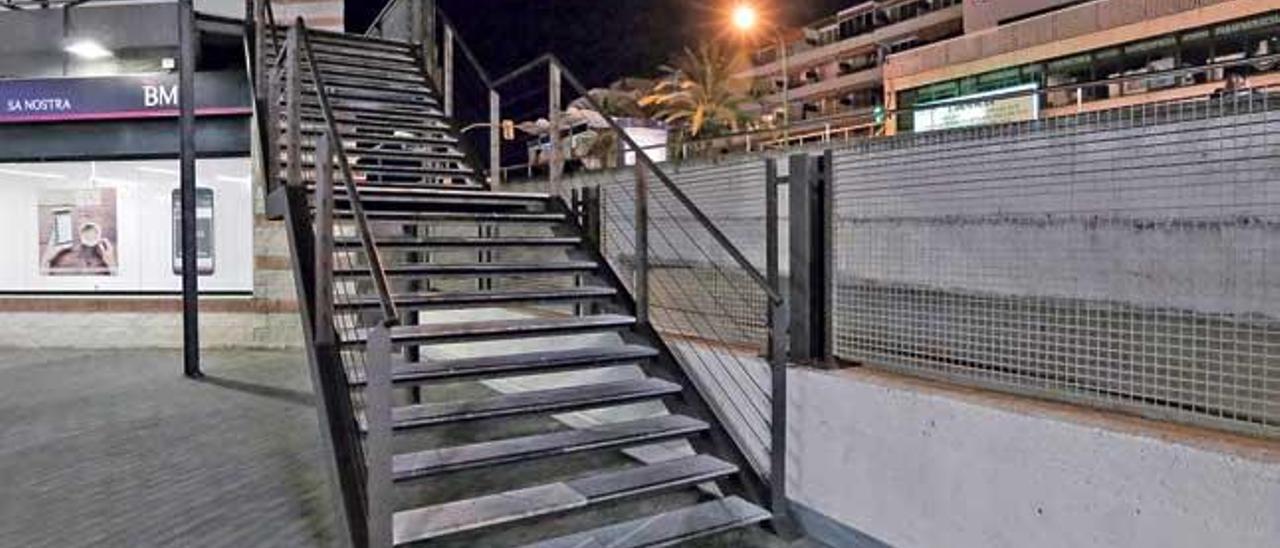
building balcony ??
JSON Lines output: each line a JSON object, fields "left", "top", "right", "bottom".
{"left": 739, "top": 3, "right": 963, "bottom": 79}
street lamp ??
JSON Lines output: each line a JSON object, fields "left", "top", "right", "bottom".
{"left": 731, "top": 3, "right": 790, "bottom": 139}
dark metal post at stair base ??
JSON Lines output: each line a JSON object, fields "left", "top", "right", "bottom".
{"left": 274, "top": 186, "right": 363, "bottom": 547}
{"left": 765, "top": 158, "right": 798, "bottom": 537}
{"left": 633, "top": 163, "right": 649, "bottom": 325}
{"left": 179, "top": 0, "right": 201, "bottom": 378}
{"left": 366, "top": 325, "right": 394, "bottom": 548}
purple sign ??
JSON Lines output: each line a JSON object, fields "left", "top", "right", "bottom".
{"left": 0, "top": 73, "right": 250, "bottom": 124}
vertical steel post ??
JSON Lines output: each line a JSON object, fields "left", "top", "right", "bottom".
{"left": 765, "top": 157, "right": 795, "bottom": 534}
{"left": 443, "top": 25, "right": 454, "bottom": 118}
{"left": 489, "top": 89, "right": 501, "bottom": 186}
{"left": 787, "top": 153, "right": 813, "bottom": 361}
{"left": 285, "top": 28, "right": 303, "bottom": 188}
{"left": 366, "top": 324, "right": 394, "bottom": 548}
{"left": 634, "top": 163, "right": 649, "bottom": 325}
{"left": 549, "top": 63, "right": 563, "bottom": 196}
{"left": 179, "top": 0, "right": 200, "bottom": 378}
{"left": 314, "top": 135, "right": 334, "bottom": 345}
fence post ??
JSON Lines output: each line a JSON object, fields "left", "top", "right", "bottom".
{"left": 787, "top": 150, "right": 834, "bottom": 365}
{"left": 366, "top": 324, "right": 394, "bottom": 548}
{"left": 490, "top": 89, "right": 502, "bottom": 186}
{"left": 634, "top": 163, "right": 649, "bottom": 325}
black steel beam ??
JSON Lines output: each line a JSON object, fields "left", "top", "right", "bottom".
{"left": 178, "top": 0, "right": 201, "bottom": 378}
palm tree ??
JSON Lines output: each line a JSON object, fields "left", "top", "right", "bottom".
{"left": 640, "top": 43, "right": 752, "bottom": 138}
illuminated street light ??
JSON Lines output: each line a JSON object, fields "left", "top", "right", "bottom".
{"left": 729, "top": 3, "right": 790, "bottom": 139}
{"left": 732, "top": 4, "right": 758, "bottom": 31}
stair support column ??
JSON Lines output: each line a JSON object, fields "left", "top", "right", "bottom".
{"left": 366, "top": 325, "right": 395, "bottom": 548}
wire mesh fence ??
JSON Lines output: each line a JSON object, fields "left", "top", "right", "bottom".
{"left": 832, "top": 91, "right": 1280, "bottom": 437}
{"left": 556, "top": 159, "right": 778, "bottom": 475}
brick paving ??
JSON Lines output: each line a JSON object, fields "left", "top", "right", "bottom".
{"left": 0, "top": 349, "right": 821, "bottom": 548}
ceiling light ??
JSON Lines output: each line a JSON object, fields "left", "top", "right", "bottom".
{"left": 65, "top": 40, "right": 113, "bottom": 60}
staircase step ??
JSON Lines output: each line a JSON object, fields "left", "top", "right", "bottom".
{"left": 339, "top": 210, "right": 567, "bottom": 224}
{"left": 311, "top": 54, "right": 423, "bottom": 74}
{"left": 520, "top": 496, "right": 770, "bottom": 548}
{"left": 392, "top": 415, "right": 709, "bottom": 481}
{"left": 304, "top": 88, "right": 438, "bottom": 108}
{"left": 313, "top": 146, "right": 466, "bottom": 162}
{"left": 339, "top": 261, "right": 598, "bottom": 278}
{"left": 303, "top": 77, "right": 434, "bottom": 97}
{"left": 305, "top": 29, "right": 416, "bottom": 52}
{"left": 349, "top": 314, "right": 636, "bottom": 346}
{"left": 300, "top": 101, "right": 445, "bottom": 120}
{"left": 351, "top": 344, "right": 659, "bottom": 385}
{"left": 314, "top": 64, "right": 429, "bottom": 85}
{"left": 336, "top": 236, "right": 580, "bottom": 248}
{"left": 392, "top": 455, "right": 738, "bottom": 545}
{"left": 300, "top": 128, "right": 458, "bottom": 146}
{"left": 297, "top": 113, "right": 451, "bottom": 132}
{"left": 290, "top": 160, "right": 473, "bottom": 177}
{"left": 314, "top": 185, "right": 547, "bottom": 210}
{"left": 382, "top": 378, "right": 681, "bottom": 429}
{"left": 336, "top": 287, "right": 615, "bottom": 311}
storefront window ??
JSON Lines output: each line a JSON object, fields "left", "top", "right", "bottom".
{"left": 0, "top": 158, "right": 253, "bottom": 293}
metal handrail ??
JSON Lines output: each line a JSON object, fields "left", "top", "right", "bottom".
{"left": 294, "top": 19, "right": 401, "bottom": 327}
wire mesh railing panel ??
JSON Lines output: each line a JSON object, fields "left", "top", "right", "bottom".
{"left": 564, "top": 158, "right": 777, "bottom": 475}
{"left": 833, "top": 92, "right": 1280, "bottom": 437}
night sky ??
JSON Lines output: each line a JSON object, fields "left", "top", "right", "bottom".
{"left": 348, "top": 1, "right": 857, "bottom": 87}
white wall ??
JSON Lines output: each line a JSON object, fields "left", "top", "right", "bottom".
{"left": 788, "top": 367, "right": 1280, "bottom": 548}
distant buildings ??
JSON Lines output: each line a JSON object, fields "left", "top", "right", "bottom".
{"left": 739, "top": 0, "right": 1280, "bottom": 141}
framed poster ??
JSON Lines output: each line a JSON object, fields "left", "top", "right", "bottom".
{"left": 37, "top": 188, "right": 119, "bottom": 276}
{"left": 172, "top": 187, "right": 215, "bottom": 275}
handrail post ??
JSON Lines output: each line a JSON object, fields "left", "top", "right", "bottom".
{"left": 765, "top": 157, "right": 796, "bottom": 537}
{"left": 634, "top": 162, "right": 649, "bottom": 325}
{"left": 284, "top": 27, "right": 302, "bottom": 188}
{"left": 548, "top": 62, "right": 563, "bottom": 197}
{"left": 442, "top": 24, "right": 454, "bottom": 118}
{"left": 489, "top": 89, "right": 501, "bottom": 186}
{"left": 366, "top": 324, "right": 394, "bottom": 548}
{"left": 314, "top": 134, "right": 334, "bottom": 343}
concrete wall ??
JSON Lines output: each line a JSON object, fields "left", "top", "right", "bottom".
{"left": 962, "top": 0, "right": 1091, "bottom": 33}
{"left": 787, "top": 366, "right": 1280, "bottom": 548}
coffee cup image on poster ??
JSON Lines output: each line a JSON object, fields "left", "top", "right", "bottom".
{"left": 37, "top": 188, "right": 119, "bottom": 276}
{"left": 172, "top": 188, "right": 215, "bottom": 275}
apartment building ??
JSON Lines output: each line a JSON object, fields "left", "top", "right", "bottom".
{"left": 739, "top": 0, "right": 1280, "bottom": 140}
{"left": 885, "top": 0, "right": 1280, "bottom": 132}
{"left": 738, "top": 0, "right": 964, "bottom": 141}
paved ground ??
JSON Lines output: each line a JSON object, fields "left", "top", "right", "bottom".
{"left": 0, "top": 349, "right": 823, "bottom": 548}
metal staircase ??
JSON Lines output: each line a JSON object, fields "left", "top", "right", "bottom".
{"left": 250, "top": 7, "right": 784, "bottom": 547}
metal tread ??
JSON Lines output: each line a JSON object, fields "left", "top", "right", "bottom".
{"left": 302, "top": 87, "right": 439, "bottom": 108}
{"left": 301, "top": 77, "right": 435, "bottom": 97}
{"left": 391, "top": 414, "right": 709, "bottom": 481}
{"left": 337, "top": 210, "right": 567, "bottom": 224}
{"left": 296, "top": 113, "right": 452, "bottom": 131}
{"left": 347, "top": 314, "right": 636, "bottom": 345}
{"left": 338, "top": 261, "right": 598, "bottom": 278}
{"left": 314, "top": 184, "right": 547, "bottom": 200}
{"left": 335, "top": 236, "right": 580, "bottom": 248}
{"left": 336, "top": 286, "right": 616, "bottom": 311}
{"left": 391, "top": 455, "right": 738, "bottom": 545}
{"left": 300, "top": 128, "right": 459, "bottom": 145}
{"left": 518, "top": 496, "right": 770, "bottom": 548}
{"left": 288, "top": 160, "right": 474, "bottom": 177}
{"left": 374, "top": 378, "right": 681, "bottom": 430}
{"left": 298, "top": 145, "right": 466, "bottom": 161}
{"left": 349, "top": 344, "right": 659, "bottom": 385}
